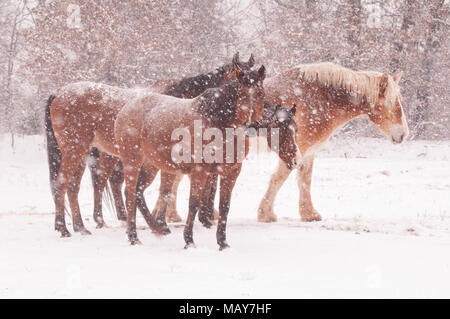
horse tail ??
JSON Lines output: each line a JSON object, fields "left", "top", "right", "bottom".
{"left": 104, "top": 180, "right": 115, "bottom": 216}
{"left": 89, "top": 147, "right": 115, "bottom": 216}
{"left": 89, "top": 147, "right": 100, "bottom": 192}
{"left": 45, "top": 95, "right": 60, "bottom": 199}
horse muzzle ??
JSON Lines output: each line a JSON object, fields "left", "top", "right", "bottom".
{"left": 390, "top": 124, "right": 408, "bottom": 144}
{"left": 286, "top": 158, "right": 298, "bottom": 170}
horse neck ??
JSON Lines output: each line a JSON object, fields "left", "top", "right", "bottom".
{"left": 272, "top": 78, "right": 371, "bottom": 132}
{"left": 297, "top": 84, "right": 372, "bottom": 152}
{"left": 324, "top": 88, "right": 370, "bottom": 128}
{"left": 197, "top": 80, "right": 240, "bottom": 129}
{"left": 193, "top": 67, "right": 227, "bottom": 90}
{"left": 168, "top": 66, "right": 227, "bottom": 98}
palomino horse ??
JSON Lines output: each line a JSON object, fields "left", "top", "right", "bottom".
{"left": 256, "top": 62, "right": 409, "bottom": 222}
{"left": 114, "top": 59, "right": 269, "bottom": 248}
{"left": 45, "top": 53, "right": 253, "bottom": 237}
{"left": 89, "top": 54, "right": 256, "bottom": 230}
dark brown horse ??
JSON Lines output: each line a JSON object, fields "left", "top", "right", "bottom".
{"left": 114, "top": 58, "right": 268, "bottom": 248}
{"left": 88, "top": 54, "right": 256, "bottom": 231}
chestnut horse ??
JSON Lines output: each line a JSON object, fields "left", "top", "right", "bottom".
{"left": 45, "top": 54, "right": 254, "bottom": 237}
{"left": 114, "top": 60, "right": 269, "bottom": 248}
{"left": 108, "top": 100, "right": 299, "bottom": 233}
{"left": 257, "top": 62, "right": 409, "bottom": 222}
{"left": 89, "top": 54, "right": 256, "bottom": 231}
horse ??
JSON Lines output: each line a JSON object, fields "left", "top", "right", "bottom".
{"left": 256, "top": 62, "right": 409, "bottom": 222}
{"left": 113, "top": 58, "right": 271, "bottom": 248}
{"left": 88, "top": 53, "right": 256, "bottom": 230}
{"left": 113, "top": 100, "right": 300, "bottom": 233}
{"left": 44, "top": 53, "right": 254, "bottom": 237}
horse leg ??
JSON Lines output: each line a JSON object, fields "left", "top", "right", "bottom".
{"left": 149, "top": 171, "right": 174, "bottom": 233}
{"left": 54, "top": 150, "right": 88, "bottom": 237}
{"left": 136, "top": 162, "right": 170, "bottom": 235}
{"left": 122, "top": 154, "right": 144, "bottom": 245}
{"left": 257, "top": 159, "right": 292, "bottom": 222}
{"left": 183, "top": 170, "right": 208, "bottom": 249}
{"left": 88, "top": 147, "right": 100, "bottom": 192}
{"left": 93, "top": 152, "right": 120, "bottom": 228}
{"left": 198, "top": 172, "right": 218, "bottom": 228}
{"left": 165, "top": 173, "right": 183, "bottom": 223}
{"left": 110, "top": 162, "right": 127, "bottom": 221}
{"left": 298, "top": 155, "right": 322, "bottom": 222}
{"left": 217, "top": 166, "right": 241, "bottom": 250}
{"left": 210, "top": 175, "right": 220, "bottom": 220}
{"left": 67, "top": 160, "right": 91, "bottom": 235}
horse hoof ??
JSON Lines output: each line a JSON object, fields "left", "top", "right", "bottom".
{"left": 161, "top": 226, "right": 171, "bottom": 235}
{"left": 74, "top": 226, "right": 92, "bottom": 235}
{"left": 153, "top": 225, "right": 171, "bottom": 236}
{"left": 202, "top": 221, "right": 213, "bottom": 229}
{"left": 56, "top": 225, "right": 71, "bottom": 237}
{"left": 81, "top": 228, "right": 91, "bottom": 235}
{"left": 167, "top": 213, "right": 182, "bottom": 223}
{"left": 128, "top": 236, "right": 142, "bottom": 245}
{"left": 257, "top": 206, "right": 278, "bottom": 223}
{"left": 151, "top": 219, "right": 171, "bottom": 235}
{"left": 127, "top": 229, "right": 141, "bottom": 245}
{"left": 130, "top": 239, "right": 142, "bottom": 245}
{"left": 59, "top": 230, "right": 72, "bottom": 238}
{"left": 257, "top": 214, "right": 278, "bottom": 223}
{"left": 300, "top": 211, "right": 322, "bottom": 222}
{"left": 301, "top": 215, "right": 322, "bottom": 222}
{"left": 96, "top": 222, "right": 107, "bottom": 229}
{"left": 219, "top": 243, "right": 230, "bottom": 251}
{"left": 184, "top": 242, "right": 196, "bottom": 249}
{"left": 199, "top": 217, "right": 213, "bottom": 229}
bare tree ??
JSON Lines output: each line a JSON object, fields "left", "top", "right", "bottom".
{"left": 1, "top": 0, "right": 448, "bottom": 140}
{"left": 1, "top": 0, "right": 33, "bottom": 146}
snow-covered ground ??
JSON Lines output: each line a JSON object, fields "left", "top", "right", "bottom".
{"left": 1, "top": 134, "right": 450, "bottom": 298}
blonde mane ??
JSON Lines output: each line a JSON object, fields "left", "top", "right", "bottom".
{"left": 295, "top": 62, "right": 399, "bottom": 107}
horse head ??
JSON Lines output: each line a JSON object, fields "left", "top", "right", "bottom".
{"left": 367, "top": 71, "right": 409, "bottom": 144}
{"left": 232, "top": 53, "right": 266, "bottom": 125}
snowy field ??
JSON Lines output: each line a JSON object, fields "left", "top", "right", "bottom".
{"left": 1, "top": 134, "right": 450, "bottom": 298}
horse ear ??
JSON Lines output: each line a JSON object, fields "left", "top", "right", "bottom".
{"left": 393, "top": 71, "right": 403, "bottom": 84}
{"left": 248, "top": 54, "right": 255, "bottom": 67}
{"left": 233, "top": 56, "right": 244, "bottom": 82}
{"left": 289, "top": 104, "right": 297, "bottom": 115}
{"left": 379, "top": 72, "right": 389, "bottom": 97}
{"left": 232, "top": 52, "right": 240, "bottom": 65}
{"left": 258, "top": 65, "right": 266, "bottom": 82}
